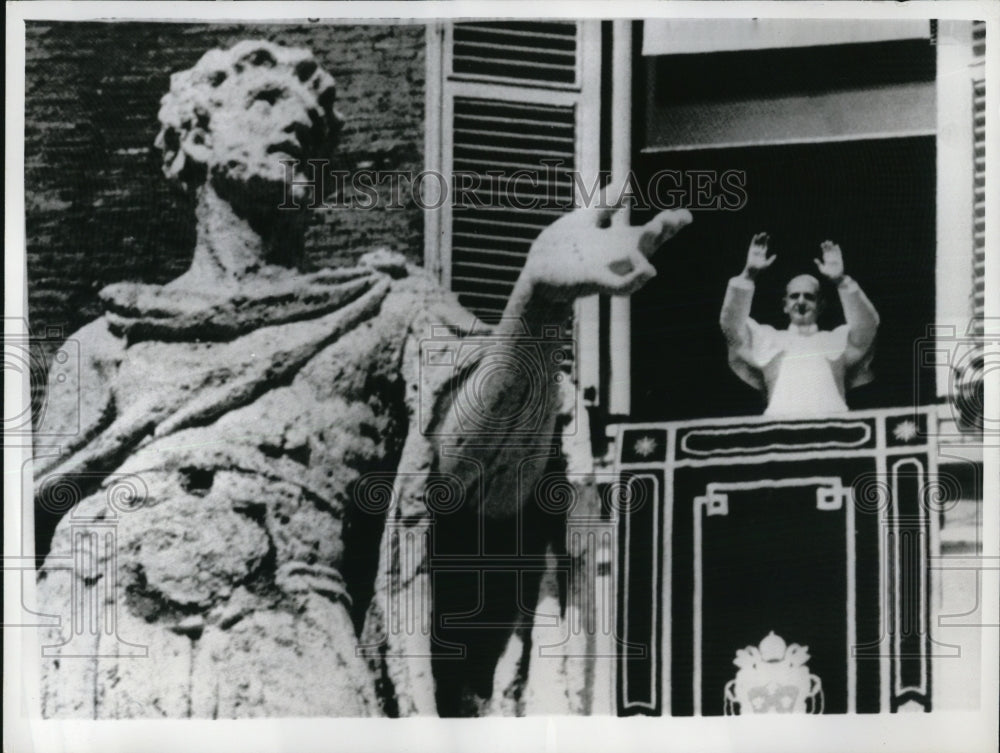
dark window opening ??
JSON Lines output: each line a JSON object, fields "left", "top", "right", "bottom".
{"left": 629, "top": 136, "right": 936, "bottom": 422}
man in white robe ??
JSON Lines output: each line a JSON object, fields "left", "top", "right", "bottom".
{"left": 720, "top": 232, "right": 879, "bottom": 417}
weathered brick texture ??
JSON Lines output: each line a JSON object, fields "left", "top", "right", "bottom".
{"left": 25, "top": 21, "right": 427, "bottom": 393}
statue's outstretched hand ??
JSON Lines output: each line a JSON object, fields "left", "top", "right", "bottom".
{"left": 814, "top": 240, "right": 846, "bottom": 283}
{"left": 522, "top": 199, "right": 693, "bottom": 300}
{"left": 743, "top": 231, "right": 775, "bottom": 280}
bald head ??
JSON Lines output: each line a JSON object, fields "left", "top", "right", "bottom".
{"left": 786, "top": 274, "right": 820, "bottom": 297}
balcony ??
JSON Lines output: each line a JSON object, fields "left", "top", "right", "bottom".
{"left": 605, "top": 405, "right": 983, "bottom": 715}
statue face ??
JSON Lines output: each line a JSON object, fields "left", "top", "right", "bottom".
{"left": 156, "top": 42, "right": 341, "bottom": 206}
{"left": 208, "top": 60, "right": 337, "bottom": 194}
{"left": 783, "top": 275, "right": 822, "bottom": 327}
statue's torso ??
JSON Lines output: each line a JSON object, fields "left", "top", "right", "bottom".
{"left": 37, "top": 264, "right": 456, "bottom": 718}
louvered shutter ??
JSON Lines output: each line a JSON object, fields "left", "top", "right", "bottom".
{"left": 439, "top": 21, "right": 600, "bottom": 324}
{"left": 450, "top": 98, "right": 575, "bottom": 319}
{"left": 972, "top": 21, "right": 986, "bottom": 333}
{"left": 958, "top": 21, "right": 987, "bottom": 430}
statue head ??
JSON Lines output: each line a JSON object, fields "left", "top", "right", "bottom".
{"left": 783, "top": 274, "right": 823, "bottom": 327}
{"left": 154, "top": 40, "right": 343, "bottom": 207}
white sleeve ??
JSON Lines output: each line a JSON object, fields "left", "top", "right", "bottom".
{"left": 837, "top": 276, "right": 879, "bottom": 366}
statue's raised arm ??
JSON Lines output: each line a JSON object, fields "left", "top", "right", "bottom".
{"left": 720, "top": 234, "right": 880, "bottom": 417}
{"left": 434, "top": 197, "right": 692, "bottom": 518}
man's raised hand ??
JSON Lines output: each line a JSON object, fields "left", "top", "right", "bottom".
{"left": 814, "top": 240, "right": 846, "bottom": 284}
{"left": 743, "top": 231, "right": 775, "bottom": 280}
{"left": 521, "top": 191, "right": 693, "bottom": 300}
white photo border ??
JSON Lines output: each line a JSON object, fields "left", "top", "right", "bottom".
{"left": 5, "top": 3, "right": 998, "bottom": 752}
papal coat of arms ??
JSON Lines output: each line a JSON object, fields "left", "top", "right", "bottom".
{"left": 723, "top": 631, "right": 824, "bottom": 714}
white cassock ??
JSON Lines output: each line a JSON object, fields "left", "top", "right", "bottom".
{"left": 720, "top": 275, "right": 880, "bottom": 417}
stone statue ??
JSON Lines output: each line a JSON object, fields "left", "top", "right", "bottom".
{"left": 720, "top": 232, "right": 880, "bottom": 416}
{"left": 35, "top": 40, "right": 692, "bottom": 718}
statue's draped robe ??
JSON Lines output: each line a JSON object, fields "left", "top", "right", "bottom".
{"left": 36, "top": 260, "right": 595, "bottom": 718}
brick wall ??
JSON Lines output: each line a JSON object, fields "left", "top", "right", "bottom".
{"left": 24, "top": 21, "right": 427, "bottom": 385}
